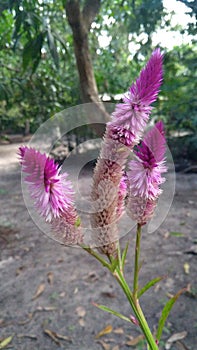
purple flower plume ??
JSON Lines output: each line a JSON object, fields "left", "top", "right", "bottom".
{"left": 127, "top": 121, "right": 167, "bottom": 225}
{"left": 19, "top": 146, "right": 75, "bottom": 223}
{"left": 19, "top": 146, "right": 83, "bottom": 245}
{"left": 108, "top": 49, "right": 163, "bottom": 148}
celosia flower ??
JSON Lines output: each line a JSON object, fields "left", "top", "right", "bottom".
{"left": 19, "top": 146, "right": 75, "bottom": 222}
{"left": 127, "top": 121, "right": 167, "bottom": 225}
{"left": 108, "top": 48, "right": 163, "bottom": 148}
{"left": 91, "top": 49, "right": 163, "bottom": 255}
{"left": 19, "top": 146, "right": 82, "bottom": 245}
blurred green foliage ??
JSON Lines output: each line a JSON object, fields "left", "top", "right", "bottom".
{"left": 0, "top": 0, "right": 196, "bottom": 141}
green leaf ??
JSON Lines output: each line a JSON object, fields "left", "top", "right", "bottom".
{"left": 121, "top": 241, "right": 129, "bottom": 270}
{"left": 53, "top": 30, "right": 68, "bottom": 53}
{"left": 169, "top": 231, "right": 184, "bottom": 237}
{"left": 75, "top": 217, "right": 81, "bottom": 227}
{"left": 93, "top": 302, "right": 132, "bottom": 323}
{"left": 0, "top": 335, "right": 14, "bottom": 349}
{"left": 138, "top": 276, "right": 165, "bottom": 298}
{"left": 110, "top": 256, "right": 119, "bottom": 272}
{"left": 22, "top": 33, "right": 44, "bottom": 72}
{"left": 156, "top": 288, "right": 186, "bottom": 341}
{"left": 47, "top": 28, "right": 59, "bottom": 69}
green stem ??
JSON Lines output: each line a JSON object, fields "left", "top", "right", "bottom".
{"left": 117, "top": 241, "right": 123, "bottom": 273}
{"left": 133, "top": 223, "right": 142, "bottom": 298}
{"left": 81, "top": 245, "right": 111, "bottom": 270}
{"left": 82, "top": 238, "right": 158, "bottom": 350}
{"left": 114, "top": 269, "right": 158, "bottom": 350}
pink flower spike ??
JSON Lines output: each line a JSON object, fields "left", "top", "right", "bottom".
{"left": 127, "top": 121, "right": 167, "bottom": 225}
{"left": 129, "top": 48, "right": 163, "bottom": 106}
{"left": 108, "top": 49, "right": 163, "bottom": 148}
{"left": 19, "top": 146, "right": 76, "bottom": 223}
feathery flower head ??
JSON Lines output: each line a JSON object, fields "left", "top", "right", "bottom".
{"left": 108, "top": 49, "right": 163, "bottom": 148}
{"left": 91, "top": 141, "right": 129, "bottom": 256}
{"left": 19, "top": 146, "right": 76, "bottom": 223}
{"left": 127, "top": 121, "right": 167, "bottom": 225}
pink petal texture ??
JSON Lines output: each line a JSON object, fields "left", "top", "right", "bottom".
{"left": 19, "top": 146, "right": 82, "bottom": 245}
{"left": 108, "top": 48, "right": 163, "bottom": 148}
{"left": 127, "top": 121, "right": 167, "bottom": 225}
{"left": 91, "top": 140, "right": 130, "bottom": 256}
{"left": 117, "top": 175, "right": 128, "bottom": 219}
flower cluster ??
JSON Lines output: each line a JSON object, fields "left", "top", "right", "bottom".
{"left": 91, "top": 49, "right": 164, "bottom": 255}
{"left": 19, "top": 49, "right": 167, "bottom": 254}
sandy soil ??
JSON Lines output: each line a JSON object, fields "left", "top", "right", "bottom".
{"left": 0, "top": 143, "right": 197, "bottom": 350}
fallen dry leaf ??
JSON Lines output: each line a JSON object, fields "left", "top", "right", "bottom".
{"left": 47, "top": 272, "right": 54, "bottom": 285}
{"left": 84, "top": 271, "right": 99, "bottom": 282}
{"left": 79, "top": 318, "right": 85, "bottom": 327}
{"left": 185, "top": 283, "right": 196, "bottom": 299}
{"left": 165, "top": 331, "right": 187, "bottom": 350}
{"left": 0, "top": 335, "right": 14, "bottom": 349}
{"left": 126, "top": 334, "right": 144, "bottom": 346}
{"left": 32, "top": 283, "right": 45, "bottom": 300}
{"left": 18, "top": 313, "right": 33, "bottom": 325}
{"left": 44, "top": 328, "right": 72, "bottom": 344}
{"left": 113, "top": 328, "right": 124, "bottom": 335}
{"left": 183, "top": 263, "right": 190, "bottom": 274}
{"left": 44, "top": 329, "right": 61, "bottom": 346}
{"left": 96, "top": 340, "right": 111, "bottom": 350}
{"left": 16, "top": 266, "right": 25, "bottom": 276}
{"left": 176, "top": 340, "right": 190, "bottom": 350}
{"left": 101, "top": 291, "right": 116, "bottom": 298}
{"left": 185, "top": 245, "right": 197, "bottom": 255}
{"left": 95, "top": 325, "right": 113, "bottom": 339}
{"left": 36, "top": 306, "right": 57, "bottom": 312}
{"left": 0, "top": 320, "right": 12, "bottom": 328}
{"left": 53, "top": 332, "right": 72, "bottom": 342}
{"left": 17, "top": 334, "right": 37, "bottom": 340}
{"left": 112, "top": 346, "right": 119, "bottom": 350}
{"left": 76, "top": 306, "right": 86, "bottom": 318}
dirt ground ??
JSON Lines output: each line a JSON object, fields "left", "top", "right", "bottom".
{"left": 0, "top": 143, "right": 197, "bottom": 350}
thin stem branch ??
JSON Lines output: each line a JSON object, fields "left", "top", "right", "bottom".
{"left": 114, "top": 268, "right": 158, "bottom": 350}
{"left": 133, "top": 223, "right": 142, "bottom": 298}
{"left": 81, "top": 245, "right": 111, "bottom": 270}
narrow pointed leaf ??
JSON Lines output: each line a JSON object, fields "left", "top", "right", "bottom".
{"left": 111, "top": 257, "right": 119, "bottom": 272}
{"left": 122, "top": 241, "right": 129, "bottom": 270}
{"left": 0, "top": 335, "right": 14, "bottom": 348}
{"left": 156, "top": 288, "right": 186, "bottom": 341}
{"left": 22, "top": 33, "right": 43, "bottom": 72}
{"left": 47, "top": 29, "right": 59, "bottom": 69}
{"left": 93, "top": 303, "right": 131, "bottom": 323}
{"left": 53, "top": 30, "right": 68, "bottom": 53}
{"left": 138, "top": 276, "right": 165, "bottom": 298}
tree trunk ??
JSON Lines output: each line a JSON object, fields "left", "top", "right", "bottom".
{"left": 65, "top": 0, "right": 100, "bottom": 104}
{"left": 65, "top": 0, "right": 109, "bottom": 132}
